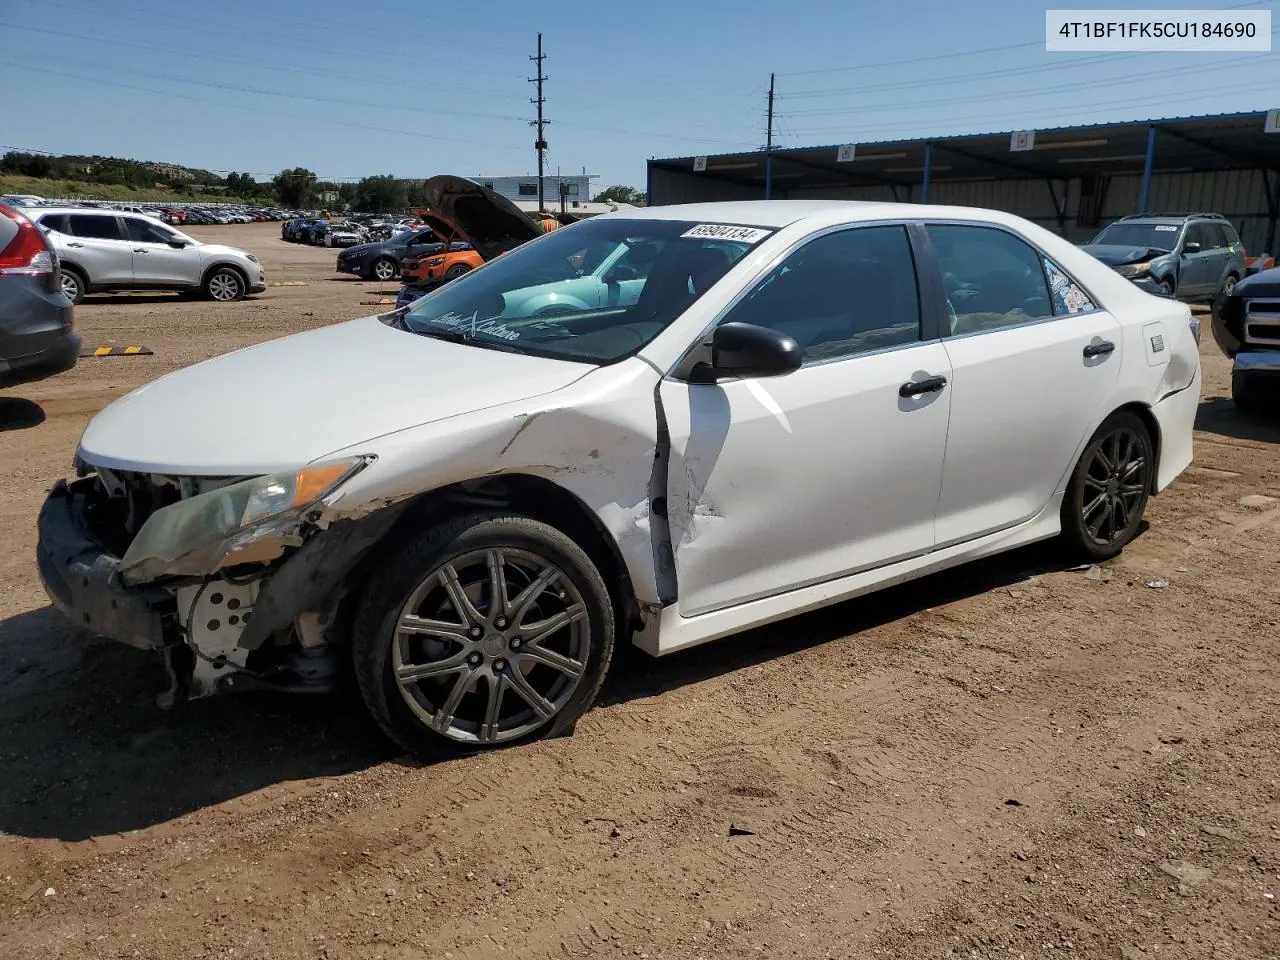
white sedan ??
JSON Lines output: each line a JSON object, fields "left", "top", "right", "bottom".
{"left": 37, "top": 201, "right": 1201, "bottom": 758}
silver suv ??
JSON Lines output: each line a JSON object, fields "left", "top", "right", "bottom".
{"left": 32, "top": 208, "right": 265, "bottom": 304}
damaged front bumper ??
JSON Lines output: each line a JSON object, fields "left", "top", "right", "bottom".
{"left": 37, "top": 479, "right": 171, "bottom": 650}
{"left": 35, "top": 473, "right": 408, "bottom": 703}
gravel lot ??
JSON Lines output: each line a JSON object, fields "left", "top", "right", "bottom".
{"left": 1, "top": 222, "right": 1277, "bottom": 959}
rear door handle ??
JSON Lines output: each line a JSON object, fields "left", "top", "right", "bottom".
{"left": 1083, "top": 340, "right": 1115, "bottom": 358}
{"left": 899, "top": 374, "right": 948, "bottom": 397}
{"left": 67, "top": 241, "right": 83, "bottom": 248}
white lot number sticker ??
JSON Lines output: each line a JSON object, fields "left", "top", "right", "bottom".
{"left": 681, "top": 224, "right": 772, "bottom": 243}
{"left": 1154, "top": 224, "right": 1178, "bottom": 231}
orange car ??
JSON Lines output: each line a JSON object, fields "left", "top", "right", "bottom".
{"left": 400, "top": 243, "right": 484, "bottom": 283}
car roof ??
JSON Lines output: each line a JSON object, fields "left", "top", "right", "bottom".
{"left": 604, "top": 199, "right": 1055, "bottom": 230}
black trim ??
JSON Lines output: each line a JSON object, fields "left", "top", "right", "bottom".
{"left": 906, "top": 222, "right": 948, "bottom": 341}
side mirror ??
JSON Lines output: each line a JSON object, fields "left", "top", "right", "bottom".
{"left": 708, "top": 322, "right": 803, "bottom": 378}
{"left": 167, "top": 239, "right": 188, "bottom": 248}
{"left": 1182, "top": 241, "right": 1201, "bottom": 254}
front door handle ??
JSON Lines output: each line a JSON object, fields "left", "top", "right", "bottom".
{"left": 899, "top": 374, "right": 948, "bottom": 397}
{"left": 133, "top": 248, "right": 148, "bottom": 254}
{"left": 1083, "top": 340, "right": 1115, "bottom": 358}
{"left": 67, "top": 241, "right": 83, "bottom": 248}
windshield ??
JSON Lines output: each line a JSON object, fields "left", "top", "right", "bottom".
{"left": 399, "top": 218, "right": 772, "bottom": 364}
{"left": 1091, "top": 222, "right": 1181, "bottom": 251}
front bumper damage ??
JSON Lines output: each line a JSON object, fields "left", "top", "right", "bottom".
{"left": 36, "top": 474, "right": 409, "bottom": 705}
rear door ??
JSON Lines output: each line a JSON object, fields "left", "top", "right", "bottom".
{"left": 65, "top": 214, "right": 133, "bottom": 284}
{"left": 925, "top": 222, "right": 1123, "bottom": 547}
{"left": 123, "top": 217, "right": 201, "bottom": 286}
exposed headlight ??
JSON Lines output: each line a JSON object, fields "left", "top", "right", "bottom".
{"left": 1116, "top": 261, "right": 1152, "bottom": 279}
{"left": 426, "top": 257, "right": 446, "bottom": 266}
{"left": 118, "top": 457, "right": 369, "bottom": 584}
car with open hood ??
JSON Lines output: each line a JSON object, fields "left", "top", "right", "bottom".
{"left": 1080, "top": 213, "right": 1245, "bottom": 301}
{"left": 1211, "top": 266, "right": 1280, "bottom": 415}
{"left": 37, "top": 200, "right": 1200, "bottom": 760}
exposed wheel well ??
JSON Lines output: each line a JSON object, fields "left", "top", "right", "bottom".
{"left": 332, "top": 474, "right": 642, "bottom": 647}
{"left": 1111, "top": 401, "right": 1162, "bottom": 493}
{"left": 202, "top": 262, "right": 247, "bottom": 288}
{"left": 61, "top": 261, "right": 88, "bottom": 287}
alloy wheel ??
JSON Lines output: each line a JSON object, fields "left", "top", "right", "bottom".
{"left": 208, "top": 271, "right": 241, "bottom": 301}
{"left": 392, "top": 548, "right": 590, "bottom": 744}
{"left": 373, "top": 260, "right": 396, "bottom": 281}
{"left": 60, "top": 272, "right": 81, "bottom": 301}
{"left": 1079, "top": 427, "right": 1149, "bottom": 546}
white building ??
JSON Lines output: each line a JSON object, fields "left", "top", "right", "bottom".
{"left": 473, "top": 173, "right": 597, "bottom": 206}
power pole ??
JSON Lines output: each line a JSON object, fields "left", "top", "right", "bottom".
{"left": 765, "top": 72, "right": 775, "bottom": 200}
{"left": 529, "top": 33, "right": 549, "bottom": 211}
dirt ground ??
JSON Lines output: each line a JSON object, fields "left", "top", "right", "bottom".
{"left": 0, "top": 222, "right": 1277, "bottom": 960}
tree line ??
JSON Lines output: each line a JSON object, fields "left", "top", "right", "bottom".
{"left": 3, "top": 153, "right": 646, "bottom": 211}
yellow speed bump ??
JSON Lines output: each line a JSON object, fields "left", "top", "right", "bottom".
{"left": 80, "top": 345, "right": 154, "bottom": 358}
{"left": 270, "top": 280, "right": 308, "bottom": 286}
{"left": 360, "top": 298, "right": 398, "bottom": 305}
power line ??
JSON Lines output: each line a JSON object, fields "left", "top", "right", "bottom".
{"left": 778, "top": 53, "right": 1274, "bottom": 119}
{"left": 778, "top": 40, "right": 1043, "bottom": 78}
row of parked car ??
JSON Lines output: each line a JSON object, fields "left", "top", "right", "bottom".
{"left": 281, "top": 214, "right": 430, "bottom": 248}
{"left": 1, "top": 194, "right": 311, "bottom": 227}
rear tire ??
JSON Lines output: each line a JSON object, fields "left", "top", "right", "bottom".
{"left": 1060, "top": 410, "right": 1154, "bottom": 562}
{"left": 351, "top": 514, "right": 615, "bottom": 761}
{"left": 59, "top": 266, "right": 86, "bottom": 305}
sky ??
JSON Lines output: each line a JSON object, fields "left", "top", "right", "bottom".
{"left": 1, "top": 0, "right": 1278, "bottom": 192}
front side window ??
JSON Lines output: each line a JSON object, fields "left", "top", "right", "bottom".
{"left": 928, "top": 224, "right": 1052, "bottom": 334}
{"left": 1184, "top": 223, "right": 1213, "bottom": 250}
{"left": 67, "top": 214, "right": 124, "bottom": 241}
{"left": 718, "top": 225, "right": 921, "bottom": 361}
{"left": 401, "top": 218, "right": 769, "bottom": 364}
{"left": 124, "top": 218, "right": 175, "bottom": 244}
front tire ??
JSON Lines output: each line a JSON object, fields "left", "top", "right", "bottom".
{"left": 1158, "top": 277, "right": 1174, "bottom": 297}
{"left": 1232, "top": 369, "right": 1269, "bottom": 416}
{"left": 203, "top": 267, "right": 245, "bottom": 302}
{"left": 351, "top": 514, "right": 615, "bottom": 760}
{"left": 444, "top": 263, "right": 471, "bottom": 280}
{"left": 1060, "top": 411, "right": 1153, "bottom": 562}
{"left": 371, "top": 257, "right": 397, "bottom": 282}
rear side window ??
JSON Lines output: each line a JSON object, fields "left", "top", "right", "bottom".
{"left": 68, "top": 214, "right": 124, "bottom": 241}
{"left": 1043, "top": 258, "right": 1097, "bottom": 315}
{"left": 38, "top": 213, "right": 69, "bottom": 234}
{"left": 927, "top": 224, "right": 1053, "bottom": 334}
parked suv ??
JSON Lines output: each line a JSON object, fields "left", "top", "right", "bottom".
{"left": 1211, "top": 267, "right": 1280, "bottom": 415}
{"left": 0, "top": 203, "right": 78, "bottom": 388}
{"left": 32, "top": 208, "right": 266, "bottom": 304}
{"left": 1081, "top": 213, "right": 1245, "bottom": 302}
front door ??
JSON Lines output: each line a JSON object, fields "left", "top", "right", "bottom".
{"left": 1177, "top": 222, "right": 1217, "bottom": 296}
{"left": 659, "top": 224, "right": 952, "bottom": 619}
{"left": 923, "top": 223, "right": 1123, "bottom": 546}
{"left": 123, "top": 217, "right": 201, "bottom": 286}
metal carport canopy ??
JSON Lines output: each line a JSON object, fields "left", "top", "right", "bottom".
{"left": 648, "top": 111, "right": 1280, "bottom": 197}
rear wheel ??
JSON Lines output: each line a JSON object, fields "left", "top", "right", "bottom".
{"left": 352, "top": 514, "right": 615, "bottom": 760}
{"left": 1222, "top": 273, "right": 1239, "bottom": 297}
{"left": 1060, "top": 411, "right": 1153, "bottom": 562}
{"left": 59, "top": 267, "right": 86, "bottom": 305}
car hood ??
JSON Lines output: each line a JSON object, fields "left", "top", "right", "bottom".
{"left": 77, "top": 315, "right": 593, "bottom": 476}
{"left": 419, "top": 175, "right": 544, "bottom": 261}
{"left": 1080, "top": 243, "right": 1170, "bottom": 266}
{"left": 195, "top": 241, "right": 253, "bottom": 259}
{"left": 1232, "top": 265, "right": 1280, "bottom": 299}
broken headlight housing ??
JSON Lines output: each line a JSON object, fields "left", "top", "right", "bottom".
{"left": 118, "top": 457, "right": 369, "bottom": 584}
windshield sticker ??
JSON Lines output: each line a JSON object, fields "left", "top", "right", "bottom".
{"left": 680, "top": 224, "right": 772, "bottom": 244}
{"left": 429, "top": 309, "right": 521, "bottom": 341}
{"left": 1153, "top": 225, "right": 1178, "bottom": 232}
